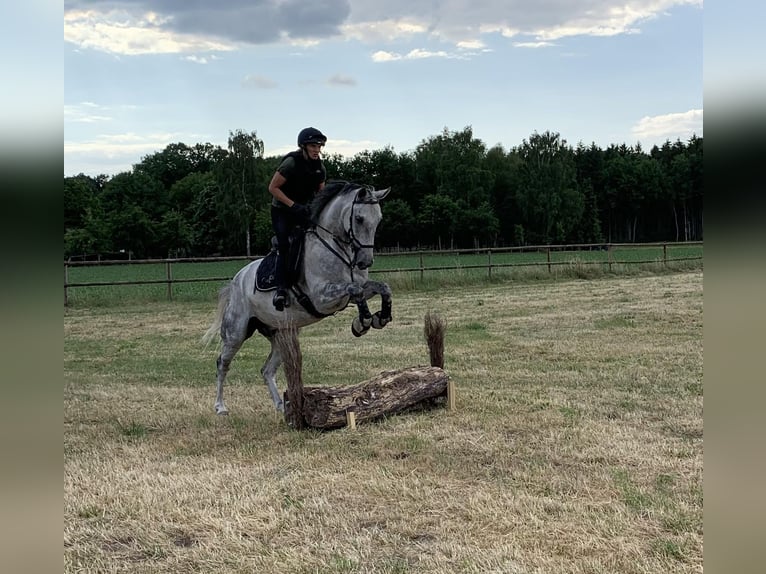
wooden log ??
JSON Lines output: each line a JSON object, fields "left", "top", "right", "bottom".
{"left": 301, "top": 366, "right": 450, "bottom": 429}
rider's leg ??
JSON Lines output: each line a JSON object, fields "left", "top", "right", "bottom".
{"left": 286, "top": 228, "right": 305, "bottom": 286}
{"left": 271, "top": 206, "right": 292, "bottom": 311}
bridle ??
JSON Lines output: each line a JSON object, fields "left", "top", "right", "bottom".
{"left": 309, "top": 192, "right": 378, "bottom": 279}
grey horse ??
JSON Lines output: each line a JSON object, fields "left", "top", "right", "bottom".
{"left": 202, "top": 182, "right": 393, "bottom": 414}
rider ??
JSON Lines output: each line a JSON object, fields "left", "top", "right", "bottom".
{"left": 267, "top": 127, "right": 327, "bottom": 311}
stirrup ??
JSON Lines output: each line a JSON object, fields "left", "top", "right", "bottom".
{"left": 273, "top": 289, "right": 288, "bottom": 311}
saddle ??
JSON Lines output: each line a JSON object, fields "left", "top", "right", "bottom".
{"left": 254, "top": 231, "right": 304, "bottom": 292}
{"left": 254, "top": 230, "right": 329, "bottom": 318}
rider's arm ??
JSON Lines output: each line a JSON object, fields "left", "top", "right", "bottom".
{"left": 268, "top": 171, "right": 295, "bottom": 207}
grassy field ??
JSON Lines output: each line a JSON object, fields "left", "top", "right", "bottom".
{"left": 64, "top": 271, "right": 703, "bottom": 573}
{"left": 64, "top": 243, "right": 703, "bottom": 307}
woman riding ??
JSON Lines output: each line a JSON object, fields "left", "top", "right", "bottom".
{"left": 267, "top": 127, "right": 327, "bottom": 311}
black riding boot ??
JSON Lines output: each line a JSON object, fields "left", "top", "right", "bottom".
{"left": 273, "top": 250, "right": 290, "bottom": 311}
{"left": 273, "top": 287, "right": 288, "bottom": 312}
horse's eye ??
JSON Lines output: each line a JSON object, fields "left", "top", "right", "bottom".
{"left": 355, "top": 215, "right": 364, "bottom": 224}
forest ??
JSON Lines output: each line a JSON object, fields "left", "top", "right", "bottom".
{"left": 64, "top": 126, "right": 703, "bottom": 259}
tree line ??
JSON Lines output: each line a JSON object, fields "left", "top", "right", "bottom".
{"left": 64, "top": 127, "right": 703, "bottom": 259}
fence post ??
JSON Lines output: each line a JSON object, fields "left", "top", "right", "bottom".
{"left": 488, "top": 250, "right": 492, "bottom": 279}
{"left": 608, "top": 244, "right": 613, "bottom": 272}
{"left": 166, "top": 260, "right": 173, "bottom": 300}
{"left": 663, "top": 243, "right": 668, "bottom": 266}
{"left": 64, "top": 263, "right": 69, "bottom": 307}
{"left": 419, "top": 252, "right": 424, "bottom": 282}
{"left": 547, "top": 247, "right": 551, "bottom": 273}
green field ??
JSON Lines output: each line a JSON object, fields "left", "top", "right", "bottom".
{"left": 64, "top": 243, "right": 703, "bottom": 307}
{"left": 65, "top": 271, "right": 704, "bottom": 573}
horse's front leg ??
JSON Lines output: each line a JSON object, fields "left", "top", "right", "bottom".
{"left": 361, "top": 280, "right": 393, "bottom": 329}
{"left": 350, "top": 280, "right": 393, "bottom": 337}
{"left": 351, "top": 297, "right": 373, "bottom": 337}
{"left": 314, "top": 282, "right": 372, "bottom": 336}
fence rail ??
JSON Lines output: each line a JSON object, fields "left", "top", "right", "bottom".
{"left": 64, "top": 242, "right": 703, "bottom": 306}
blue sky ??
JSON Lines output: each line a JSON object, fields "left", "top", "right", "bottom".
{"left": 64, "top": 0, "right": 704, "bottom": 177}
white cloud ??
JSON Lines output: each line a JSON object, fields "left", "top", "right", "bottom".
{"left": 513, "top": 41, "right": 556, "bottom": 48}
{"left": 406, "top": 48, "right": 450, "bottom": 59}
{"left": 65, "top": 132, "right": 180, "bottom": 155}
{"left": 348, "top": 0, "right": 703, "bottom": 44}
{"left": 64, "top": 131, "right": 206, "bottom": 175}
{"left": 64, "top": 1, "right": 703, "bottom": 55}
{"left": 327, "top": 139, "right": 382, "bottom": 158}
{"left": 265, "top": 138, "right": 382, "bottom": 160}
{"left": 64, "top": 9, "right": 235, "bottom": 55}
{"left": 457, "top": 40, "right": 488, "bottom": 51}
{"left": 631, "top": 109, "right": 703, "bottom": 143}
{"left": 183, "top": 54, "right": 218, "bottom": 64}
{"left": 65, "top": 103, "right": 112, "bottom": 123}
{"left": 64, "top": 102, "right": 143, "bottom": 124}
{"left": 372, "top": 48, "right": 465, "bottom": 62}
{"left": 341, "top": 20, "right": 428, "bottom": 43}
{"left": 372, "top": 50, "right": 401, "bottom": 62}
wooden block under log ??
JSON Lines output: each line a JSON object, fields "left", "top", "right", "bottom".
{"left": 300, "top": 365, "right": 451, "bottom": 430}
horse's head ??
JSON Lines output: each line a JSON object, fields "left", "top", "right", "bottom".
{"left": 316, "top": 183, "right": 390, "bottom": 270}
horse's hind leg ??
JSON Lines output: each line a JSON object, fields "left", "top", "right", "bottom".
{"left": 260, "top": 336, "right": 285, "bottom": 412}
{"left": 215, "top": 340, "right": 242, "bottom": 415}
{"left": 214, "top": 309, "right": 250, "bottom": 415}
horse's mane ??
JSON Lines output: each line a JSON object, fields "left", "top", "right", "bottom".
{"left": 309, "top": 180, "right": 373, "bottom": 218}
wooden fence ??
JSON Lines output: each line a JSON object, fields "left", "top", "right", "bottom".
{"left": 64, "top": 242, "right": 703, "bottom": 306}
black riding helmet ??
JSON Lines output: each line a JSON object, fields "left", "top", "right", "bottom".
{"left": 297, "top": 127, "right": 327, "bottom": 147}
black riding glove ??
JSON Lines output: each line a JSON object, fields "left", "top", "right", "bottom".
{"left": 289, "top": 202, "right": 312, "bottom": 224}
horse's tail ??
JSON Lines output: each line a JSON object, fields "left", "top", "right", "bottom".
{"left": 202, "top": 284, "right": 231, "bottom": 347}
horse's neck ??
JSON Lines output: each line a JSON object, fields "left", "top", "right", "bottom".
{"left": 317, "top": 198, "right": 348, "bottom": 238}
{"left": 300, "top": 199, "right": 355, "bottom": 285}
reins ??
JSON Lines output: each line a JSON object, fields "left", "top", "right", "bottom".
{"left": 308, "top": 193, "right": 377, "bottom": 280}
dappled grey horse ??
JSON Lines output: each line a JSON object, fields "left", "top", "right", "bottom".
{"left": 202, "top": 182, "right": 393, "bottom": 414}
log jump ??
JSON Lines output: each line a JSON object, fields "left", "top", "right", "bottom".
{"left": 278, "top": 311, "right": 454, "bottom": 430}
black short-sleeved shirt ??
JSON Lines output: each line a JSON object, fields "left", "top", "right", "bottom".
{"left": 272, "top": 152, "right": 326, "bottom": 208}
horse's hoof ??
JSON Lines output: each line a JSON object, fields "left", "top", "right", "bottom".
{"left": 372, "top": 312, "right": 390, "bottom": 329}
{"left": 352, "top": 317, "right": 370, "bottom": 337}
{"left": 216, "top": 408, "right": 229, "bottom": 416}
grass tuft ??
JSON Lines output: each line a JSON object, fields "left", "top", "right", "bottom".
{"left": 114, "top": 419, "right": 151, "bottom": 438}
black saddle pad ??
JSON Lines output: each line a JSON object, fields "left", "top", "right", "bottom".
{"left": 255, "top": 250, "right": 279, "bottom": 292}
{"left": 254, "top": 233, "right": 305, "bottom": 293}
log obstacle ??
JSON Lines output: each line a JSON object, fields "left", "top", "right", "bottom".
{"left": 278, "top": 312, "right": 453, "bottom": 430}
{"left": 300, "top": 365, "right": 450, "bottom": 429}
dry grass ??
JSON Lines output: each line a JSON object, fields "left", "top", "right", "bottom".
{"left": 65, "top": 272, "right": 703, "bottom": 573}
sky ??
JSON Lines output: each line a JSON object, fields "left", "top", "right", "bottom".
{"left": 64, "top": 0, "right": 704, "bottom": 177}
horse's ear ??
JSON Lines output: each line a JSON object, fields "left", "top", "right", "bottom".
{"left": 373, "top": 187, "right": 391, "bottom": 201}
